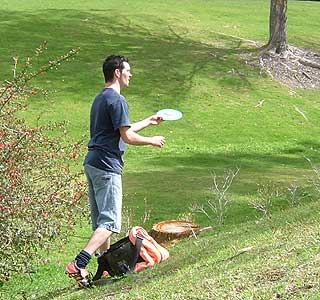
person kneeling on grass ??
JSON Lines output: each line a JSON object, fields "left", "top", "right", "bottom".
{"left": 65, "top": 55, "right": 165, "bottom": 287}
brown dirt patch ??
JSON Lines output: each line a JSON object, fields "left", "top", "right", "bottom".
{"left": 242, "top": 45, "right": 320, "bottom": 89}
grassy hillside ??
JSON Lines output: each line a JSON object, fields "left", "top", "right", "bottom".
{"left": 0, "top": 0, "right": 319, "bottom": 299}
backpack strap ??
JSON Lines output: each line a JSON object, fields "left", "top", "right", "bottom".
{"left": 130, "top": 235, "right": 143, "bottom": 271}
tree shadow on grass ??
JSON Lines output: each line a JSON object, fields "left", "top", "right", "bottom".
{"left": 0, "top": 8, "right": 261, "bottom": 110}
{"left": 123, "top": 139, "right": 320, "bottom": 227}
{"left": 134, "top": 138, "right": 320, "bottom": 175}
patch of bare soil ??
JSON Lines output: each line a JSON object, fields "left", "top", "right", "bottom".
{"left": 243, "top": 45, "right": 320, "bottom": 89}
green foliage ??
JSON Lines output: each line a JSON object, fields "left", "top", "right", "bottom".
{"left": 0, "top": 43, "right": 87, "bottom": 283}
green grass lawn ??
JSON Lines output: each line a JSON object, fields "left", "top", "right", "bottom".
{"left": 1, "top": 0, "right": 320, "bottom": 299}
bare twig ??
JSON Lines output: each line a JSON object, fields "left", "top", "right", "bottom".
{"left": 12, "top": 57, "right": 18, "bottom": 78}
{"left": 187, "top": 224, "right": 198, "bottom": 240}
{"left": 199, "top": 226, "right": 213, "bottom": 233}
{"left": 255, "top": 99, "right": 265, "bottom": 108}
{"left": 222, "top": 246, "right": 253, "bottom": 262}
{"left": 190, "top": 204, "right": 211, "bottom": 220}
{"left": 210, "top": 168, "right": 240, "bottom": 223}
{"left": 294, "top": 105, "right": 308, "bottom": 120}
{"left": 302, "top": 71, "right": 312, "bottom": 80}
{"left": 304, "top": 156, "right": 320, "bottom": 194}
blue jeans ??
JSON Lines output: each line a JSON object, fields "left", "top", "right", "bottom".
{"left": 84, "top": 164, "right": 122, "bottom": 233}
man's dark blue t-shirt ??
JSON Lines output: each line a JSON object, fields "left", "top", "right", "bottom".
{"left": 84, "top": 88, "right": 131, "bottom": 174}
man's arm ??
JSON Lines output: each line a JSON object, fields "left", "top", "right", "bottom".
{"left": 130, "top": 115, "right": 163, "bottom": 133}
{"left": 119, "top": 126, "right": 165, "bottom": 148}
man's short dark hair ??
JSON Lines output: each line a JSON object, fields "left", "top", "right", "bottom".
{"left": 103, "top": 55, "right": 129, "bottom": 83}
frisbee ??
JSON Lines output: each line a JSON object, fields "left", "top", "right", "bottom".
{"left": 156, "top": 109, "right": 183, "bottom": 121}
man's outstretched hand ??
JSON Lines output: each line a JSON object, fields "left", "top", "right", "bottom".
{"left": 148, "top": 115, "right": 163, "bottom": 126}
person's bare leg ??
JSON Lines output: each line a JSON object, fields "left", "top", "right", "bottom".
{"left": 83, "top": 228, "right": 112, "bottom": 256}
{"left": 99, "top": 236, "right": 111, "bottom": 254}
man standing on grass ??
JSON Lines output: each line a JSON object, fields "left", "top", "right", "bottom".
{"left": 66, "top": 55, "right": 165, "bottom": 287}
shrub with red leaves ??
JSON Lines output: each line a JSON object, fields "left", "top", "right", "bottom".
{"left": 0, "top": 43, "right": 87, "bottom": 283}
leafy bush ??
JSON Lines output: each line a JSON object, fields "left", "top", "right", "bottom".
{"left": 0, "top": 43, "right": 87, "bottom": 283}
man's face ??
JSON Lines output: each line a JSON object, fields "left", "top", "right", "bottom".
{"left": 119, "top": 62, "right": 132, "bottom": 89}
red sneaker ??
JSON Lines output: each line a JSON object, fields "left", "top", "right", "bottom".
{"left": 65, "top": 261, "right": 92, "bottom": 288}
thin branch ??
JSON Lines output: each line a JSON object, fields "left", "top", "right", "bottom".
{"left": 294, "top": 105, "right": 308, "bottom": 121}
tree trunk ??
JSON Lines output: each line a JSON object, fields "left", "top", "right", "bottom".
{"left": 265, "top": 0, "right": 288, "bottom": 54}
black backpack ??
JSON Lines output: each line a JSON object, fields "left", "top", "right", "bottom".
{"left": 93, "top": 235, "right": 144, "bottom": 280}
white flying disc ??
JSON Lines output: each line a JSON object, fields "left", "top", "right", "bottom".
{"left": 156, "top": 109, "right": 183, "bottom": 121}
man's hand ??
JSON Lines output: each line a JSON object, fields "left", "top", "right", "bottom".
{"left": 148, "top": 115, "right": 163, "bottom": 126}
{"left": 150, "top": 135, "right": 166, "bottom": 148}
{"left": 120, "top": 127, "right": 165, "bottom": 147}
{"left": 130, "top": 115, "right": 163, "bottom": 132}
